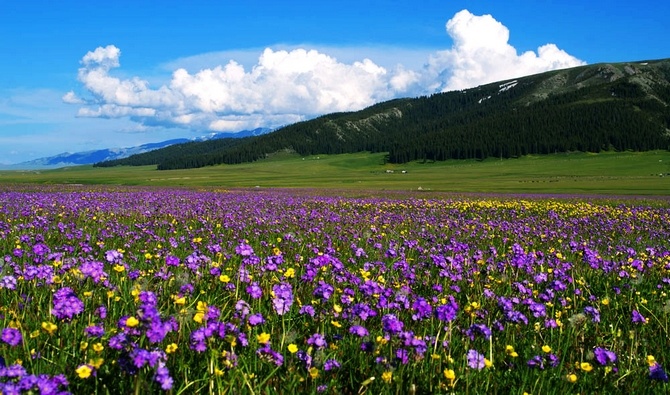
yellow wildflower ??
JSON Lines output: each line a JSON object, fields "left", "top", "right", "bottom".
{"left": 89, "top": 358, "right": 104, "bottom": 369}
{"left": 41, "top": 322, "right": 57, "bottom": 335}
{"left": 193, "top": 311, "right": 205, "bottom": 323}
{"left": 125, "top": 316, "right": 139, "bottom": 328}
{"left": 166, "top": 343, "right": 178, "bottom": 354}
{"left": 381, "top": 371, "right": 392, "bottom": 383}
{"left": 76, "top": 364, "right": 92, "bottom": 379}
{"left": 647, "top": 355, "right": 657, "bottom": 366}
{"left": 288, "top": 344, "right": 299, "bottom": 354}
{"left": 505, "top": 345, "right": 518, "bottom": 358}
{"left": 257, "top": 332, "right": 271, "bottom": 344}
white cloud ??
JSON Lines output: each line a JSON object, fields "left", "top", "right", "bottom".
{"left": 65, "top": 10, "right": 585, "bottom": 132}
{"left": 69, "top": 45, "right": 400, "bottom": 131}
{"left": 62, "top": 91, "right": 84, "bottom": 104}
{"left": 426, "top": 10, "right": 585, "bottom": 91}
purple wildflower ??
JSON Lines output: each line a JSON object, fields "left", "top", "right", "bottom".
{"left": 84, "top": 324, "right": 105, "bottom": 338}
{"left": 594, "top": 347, "right": 617, "bottom": 366}
{"left": 1, "top": 328, "right": 22, "bottom": 347}
{"left": 108, "top": 333, "right": 127, "bottom": 350}
{"left": 2, "top": 363, "right": 27, "bottom": 378}
{"left": 307, "top": 333, "right": 327, "bottom": 349}
{"left": 529, "top": 301, "right": 547, "bottom": 318}
{"left": 313, "top": 280, "right": 334, "bottom": 301}
{"left": 271, "top": 283, "right": 293, "bottom": 315}
{"left": 466, "top": 323, "right": 492, "bottom": 340}
{"left": 165, "top": 255, "right": 180, "bottom": 266}
{"left": 296, "top": 350, "right": 312, "bottom": 368}
{"left": 650, "top": 362, "right": 669, "bottom": 382}
{"left": 527, "top": 355, "right": 545, "bottom": 370}
{"left": 349, "top": 325, "right": 369, "bottom": 337}
{"left": 235, "top": 300, "right": 251, "bottom": 318}
{"left": 546, "top": 353, "right": 560, "bottom": 368}
{"left": 352, "top": 303, "right": 377, "bottom": 320}
{"left": 435, "top": 296, "right": 458, "bottom": 322}
{"left": 246, "top": 282, "right": 263, "bottom": 299}
{"left": 382, "top": 314, "right": 404, "bottom": 334}
{"left": 248, "top": 313, "right": 265, "bottom": 326}
{"left": 299, "top": 305, "right": 316, "bottom": 317}
{"left": 95, "top": 306, "right": 107, "bottom": 319}
{"left": 105, "top": 249, "right": 123, "bottom": 263}
{"left": 0, "top": 275, "right": 17, "bottom": 290}
{"left": 467, "top": 349, "right": 486, "bottom": 370}
{"left": 235, "top": 243, "right": 254, "bottom": 257}
{"left": 138, "top": 291, "right": 158, "bottom": 306}
{"left": 154, "top": 362, "right": 173, "bottom": 390}
{"left": 79, "top": 260, "right": 108, "bottom": 283}
{"left": 146, "top": 321, "right": 172, "bottom": 343}
{"left": 411, "top": 297, "right": 433, "bottom": 321}
{"left": 51, "top": 287, "right": 85, "bottom": 320}
{"left": 584, "top": 306, "right": 601, "bottom": 323}
{"left": 256, "top": 344, "right": 284, "bottom": 366}
{"left": 205, "top": 305, "right": 221, "bottom": 321}
{"left": 32, "top": 243, "right": 50, "bottom": 258}
{"left": 632, "top": 310, "right": 647, "bottom": 324}
{"left": 396, "top": 348, "right": 410, "bottom": 364}
{"left": 180, "top": 283, "right": 194, "bottom": 294}
{"left": 324, "top": 359, "right": 341, "bottom": 371}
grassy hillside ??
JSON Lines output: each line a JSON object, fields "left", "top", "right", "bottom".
{"left": 3, "top": 151, "right": 670, "bottom": 195}
{"left": 95, "top": 59, "right": 670, "bottom": 170}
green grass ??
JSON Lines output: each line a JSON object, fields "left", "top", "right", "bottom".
{"left": 2, "top": 150, "right": 670, "bottom": 195}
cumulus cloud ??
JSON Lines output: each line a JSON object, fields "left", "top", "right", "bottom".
{"left": 426, "top": 10, "right": 585, "bottom": 91}
{"left": 64, "top": 10, "right": 585, "bottom": 132}
{"left": 66, "top": 45, "right": 402, "bottom": 131}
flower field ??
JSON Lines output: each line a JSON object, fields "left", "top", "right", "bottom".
{"left": 1, "top": 186, "right": 670, "bottom": 394}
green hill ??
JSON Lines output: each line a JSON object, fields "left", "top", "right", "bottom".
{"left": 95, "top": 58, "right": 670, "bottom": 170}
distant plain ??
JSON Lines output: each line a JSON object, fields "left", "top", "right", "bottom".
{"left": 1, "top": 151, "right": 669, "bottom": 196}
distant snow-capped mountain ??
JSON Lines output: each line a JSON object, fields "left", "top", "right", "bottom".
{"left": 1, "top": 128, "right": 271, "bottom": 170}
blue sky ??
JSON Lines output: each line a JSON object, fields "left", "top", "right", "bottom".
{"left": 1, "top": 1, "right": 668, "bottom": 164}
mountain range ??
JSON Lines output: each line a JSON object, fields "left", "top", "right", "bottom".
{"left": 0, "top": 128, "right": 271, "bottom": 170}
{"left": 95, "top": 58, "right": 670, "bottom": 170}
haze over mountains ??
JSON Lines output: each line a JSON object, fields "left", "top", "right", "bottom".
{"left": 0, "top": 128, "right": 270, "bottom": 170}
{"left": 93, "top": 58, "right": 670, "bottom": 170}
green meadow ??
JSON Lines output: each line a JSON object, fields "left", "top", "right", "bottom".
{"left": 2, "top": 150, "right": 670, "bottom": 195}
